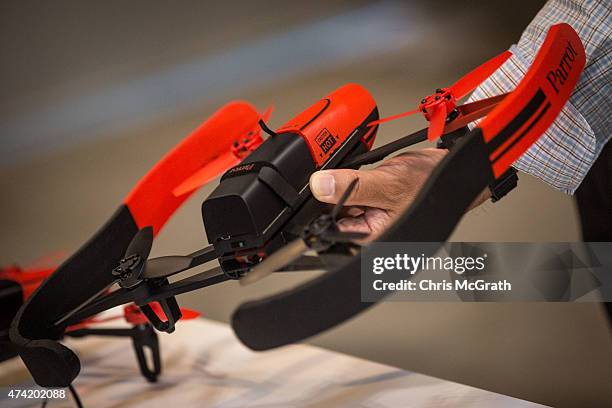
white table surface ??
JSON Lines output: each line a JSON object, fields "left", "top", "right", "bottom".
{"left": 1, "top": 315, "right": 546, "bottom": 408}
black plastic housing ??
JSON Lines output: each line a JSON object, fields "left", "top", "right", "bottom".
{"left": 202, "top": 106, "right": 378, "bottom": 274}
{"left": 202, "top": 132, "right": 314, "bottom": 255}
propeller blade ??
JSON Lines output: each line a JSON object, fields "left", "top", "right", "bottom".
{"left": 261, "top": 105, "right": 274, "bottom": 122}
{"left": 442, "top": 92, "right": 509, "bottom": 134}
{"left": 427, "top": 103, "right": 447, "bottom": 141}
{"left": 126, "top": 226, "right": 154, "bottom": 261}
{"left": 241, "top": 239, "right": 309, "bottom": 286}
{"left": 331, "top": 178, "right": 359, "bottom": 220}
{"left": 179, "top": 307, "right": 201, "bottom": 320}
{"left": 142, "top": 255, "right": 195, "bottom": 279}
{"left": 367, "top": 108, "right": 420, "bottom": 127}
{"left": 241, "top": 173, "right": 361, "bottom": 287}
{"left": 450, "top": 50, "right": 512, "bottom": 99}
{"left": 172, "top": 151, "right": 240, "bottom": 197}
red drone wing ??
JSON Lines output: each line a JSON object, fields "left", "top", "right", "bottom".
{"left": 479, "top": 23, "right": 585, "bottom": 178}
{"left": 125, "top": 101, "right": 261, "bottom": 234}
{"left": 172, "top": 151, "right": 241, "bottom": 196}
{"left": 172, "top": 105, "right": 273, "bottom": 197}
{"left": 450, "top": 50, "right": 512, "bottom": 99}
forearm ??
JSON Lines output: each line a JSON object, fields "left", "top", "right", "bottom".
{"left": 467, "top": 0, "right": 611, "bottom": 194}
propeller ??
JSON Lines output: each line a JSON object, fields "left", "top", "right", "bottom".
{"left": 368, "top": 50, "right": 512, "bottom": 141}
{"left": 428, "top": 102, "right": 447, "bottom": 142}
{"left": 449, "top": 51, "right": 513, "bottom": 99}
{"left": 112, "top": 227, "right": 204, "bottom": 284}
{"left": 241, "top": 179, "right": 367, "bottom": 285}
{"left": 141, "top": 255, "right": 195, "bottom": 279}
{"left": 172, "top": 106, "right": 274, "bottom": 197}
{"left": 365, "top": 108, "right": 420, "bottom": 127}
{"left": 126, "top": 227, "right": 153, "bottom": 261}
{"left": 140, "top": 244, "right": 219, "bottom": 280}
{"left": 54, "top": 230, "right": 216, "bottom": 327}
{"left": 240, "top": 239, "right": 308, "bottom": 286}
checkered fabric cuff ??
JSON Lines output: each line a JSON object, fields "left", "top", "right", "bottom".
{"left": 468, "top": 44, "right": 596, "bottom": 194}
{"left": 468, "top": 0, "right": 612, "bottom": 194}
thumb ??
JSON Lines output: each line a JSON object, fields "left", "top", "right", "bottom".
{"left": 309, "top": 169, "right": 387, "bottom": 208}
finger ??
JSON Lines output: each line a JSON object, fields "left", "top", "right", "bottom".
{"left": 337, "top": 216, "right": 372, "bottom": 234}
{"left": 343, "top": 206, "right": 365, "bottom": 217}
{"left": 362, "top": 208, "right": 391, "bottom": 240}
{"left": 337, "top": 208, "right": 390, "bottom": 242}
{"left": 336, "top": 206, "right": 365, "bottom": 219}
{"left": 309, "top": 169, "right": 393, "bottom": 209}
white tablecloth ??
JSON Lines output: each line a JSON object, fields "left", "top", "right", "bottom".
{"left": 1, "top": 316, "right": 545, "bottom": 407}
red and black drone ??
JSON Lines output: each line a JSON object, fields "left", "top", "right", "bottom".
{"left": 2, "top": 23, "right": 584, "bottom": 390}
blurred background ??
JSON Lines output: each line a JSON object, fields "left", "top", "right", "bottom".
{"left": 1, "top": 1, "right": 610, "bottom": 406}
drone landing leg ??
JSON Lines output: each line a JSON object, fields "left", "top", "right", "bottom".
{"left": 66, "top": 324, "right": 162, "bottom": 383}
{"left": 131, "top": 324, "right": 161, "bottom": 383}
{"left": 138, "top": 294, "right": 181, "bottom": 333}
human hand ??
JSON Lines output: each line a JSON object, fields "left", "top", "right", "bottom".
{"left": 309, "top": 148, "right": 490, "bottom": 240}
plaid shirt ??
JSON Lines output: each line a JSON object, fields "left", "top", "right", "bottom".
{"left": 468, "top": 0, "right": 611, "bottom": 194}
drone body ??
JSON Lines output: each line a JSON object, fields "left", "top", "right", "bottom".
{"left": 4, "top": 23, "right": 585, "bottom": 394}
{"left": 203, "top": 84, "right": 378, "bottom": 272}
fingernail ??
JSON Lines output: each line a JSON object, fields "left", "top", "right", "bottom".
{"left": 310, "top": 172, "right": 335, "bottom": 197}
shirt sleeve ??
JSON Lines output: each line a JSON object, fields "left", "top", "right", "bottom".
{"left": 467, "top": 0, "right": 611, "bottom": 194}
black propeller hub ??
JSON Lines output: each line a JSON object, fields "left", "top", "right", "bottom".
{"left": 302, "top": 214, "right": 338, "bottom": 251}
{"left": 112, "top": 254, "right": 144, "bottom": 289}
